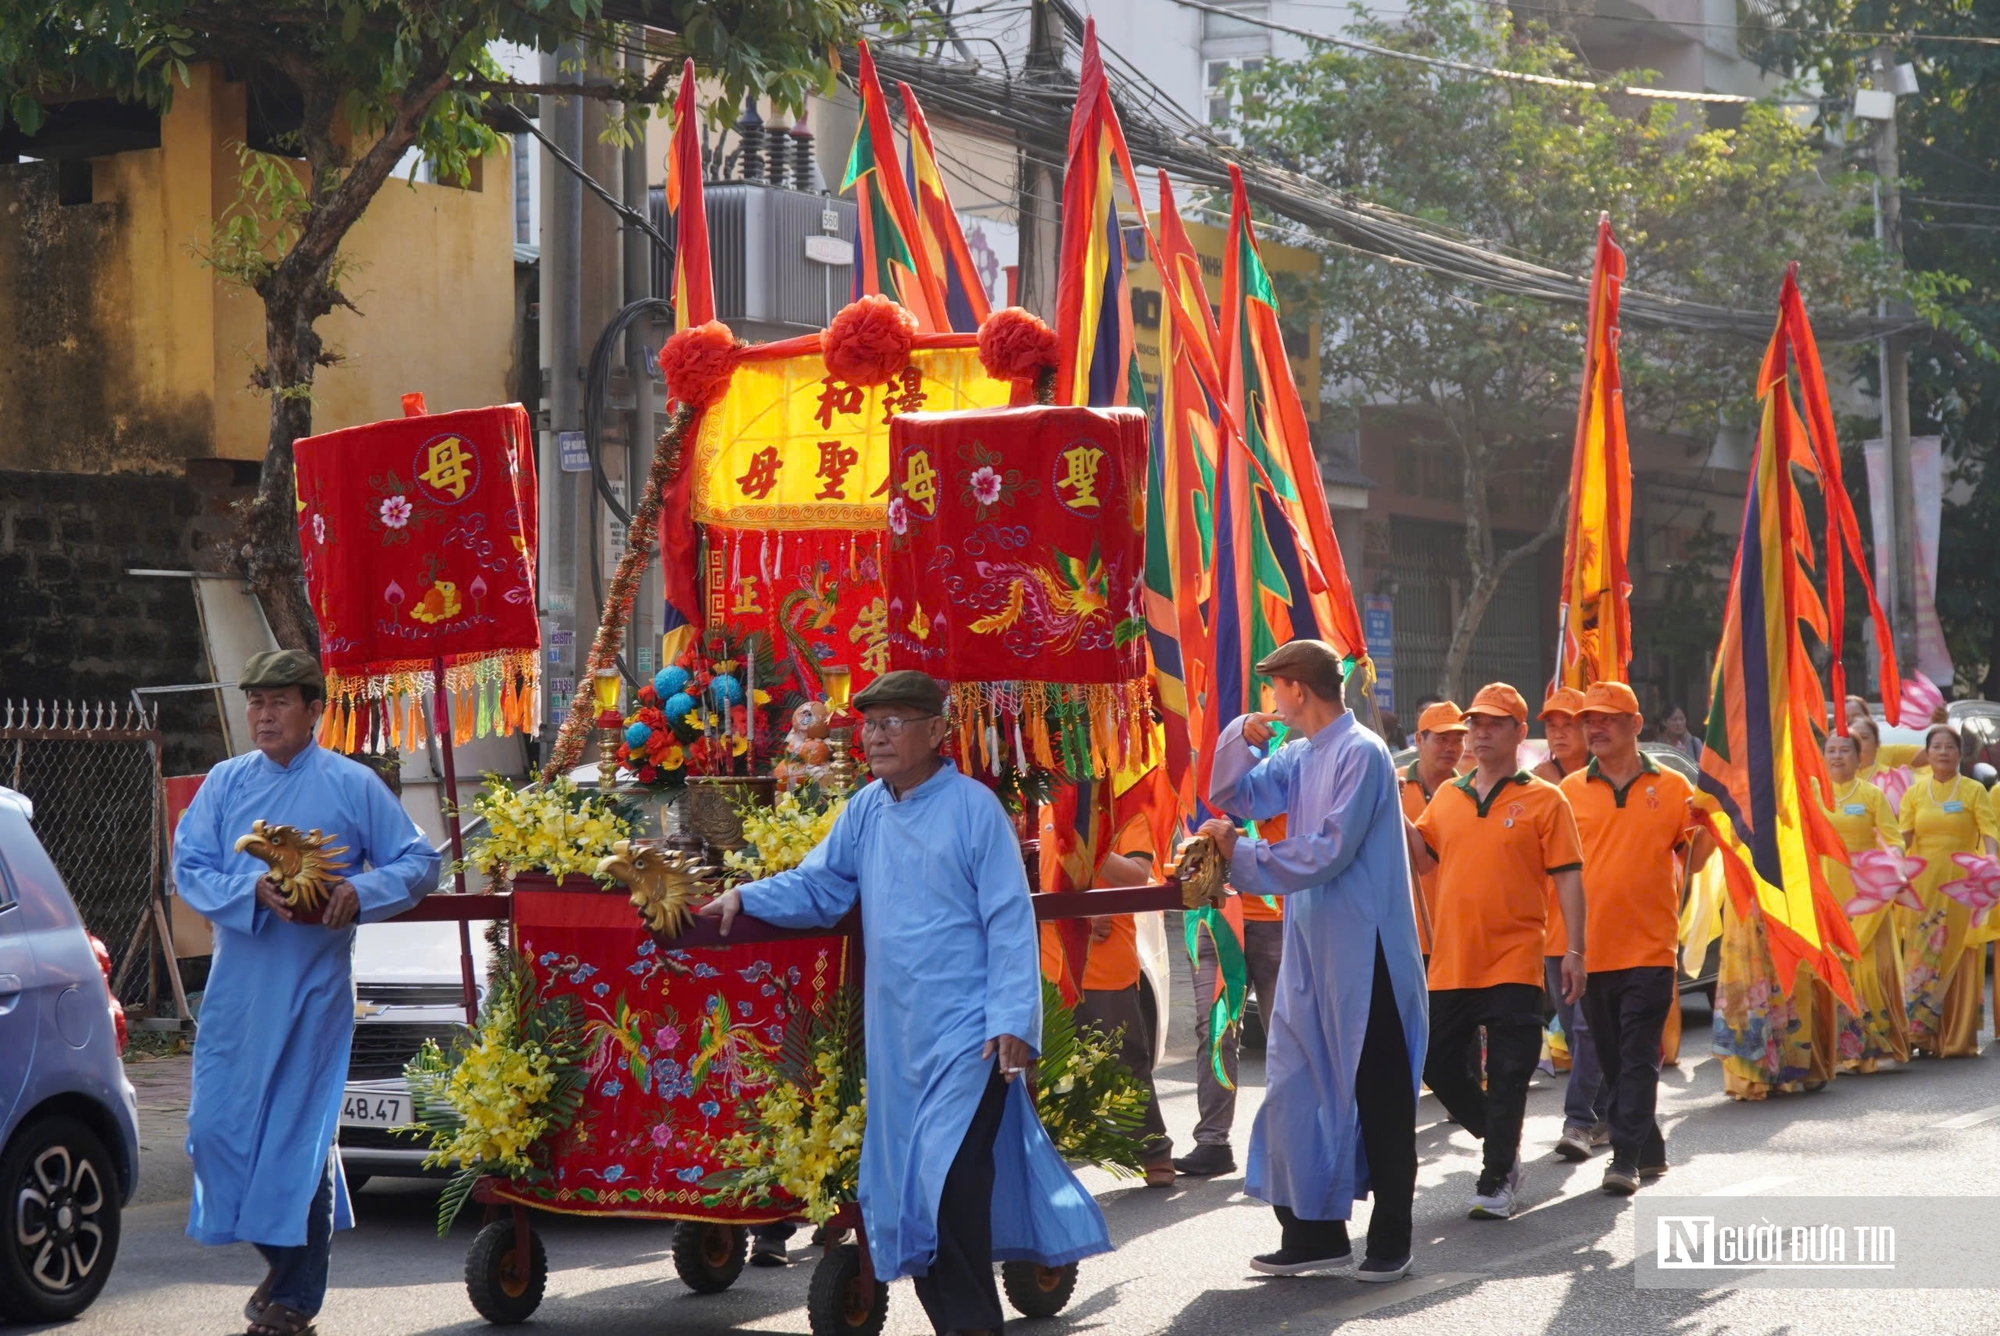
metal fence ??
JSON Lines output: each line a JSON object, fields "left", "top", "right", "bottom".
{"left": 2, "top": 700, "right": 161, "bottom": 1000}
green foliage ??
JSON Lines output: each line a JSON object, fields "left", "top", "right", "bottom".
{"left": 1034, "top": 978, "right": 1148, "bottom": 1177}
{"left": 402, "top": 949, "right": 589, "bottom": 1236}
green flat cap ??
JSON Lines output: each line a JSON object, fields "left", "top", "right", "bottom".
{"left": 851, "top": 669, "right": 946, "bottom": 715}
{"left": 1254, "top": 638, "right": 1346, "bottom": 700}
{"left": 239, "top": 649, "right": 325, "bottom": 693}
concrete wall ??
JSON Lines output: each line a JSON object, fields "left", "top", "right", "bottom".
{"left": 0, "top": 63, "right": 518, "bottom": 473}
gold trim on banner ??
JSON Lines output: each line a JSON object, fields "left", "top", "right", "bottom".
{"left": 692, "top": 347, "right": 1008, "bottom": 530}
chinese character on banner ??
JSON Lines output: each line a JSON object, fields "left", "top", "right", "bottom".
{"left": 691, "top": 347, "right": 1009, "bottom": 531}
{"left": 703, "top": 527, "right": 888, "bottom": 699}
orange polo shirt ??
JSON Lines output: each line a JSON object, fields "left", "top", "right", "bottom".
{"left": 1415, "top": 771, "right": 1583, "bottom": 990}
{"left": 1400, "top": 763, "right": 1447, "bottom": 954}
{"left": 1238, "top": 810, "right": 1285, "bottom": 923}
{"left": 1561, "top": 756, "right": 1695, "bottom": 972}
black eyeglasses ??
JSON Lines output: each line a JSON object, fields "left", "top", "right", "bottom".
{"left": 860, "top": 714, "right": 939, "bottom": 737}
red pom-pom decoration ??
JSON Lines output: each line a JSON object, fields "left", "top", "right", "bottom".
{"left": 978, "top": 306, "right": 1058, "bottom": 385}
{"left": 822, "top": 295, "right": 918, "bottom": 387}
{"left": 658, "top": 320, "right": 739, "bottom": 408}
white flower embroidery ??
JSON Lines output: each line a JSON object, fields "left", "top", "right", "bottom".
{"left": 380, "top": 495, "right": 413, "bottom": 528}
{"left": 887, "top": 496, "right": 909, "bottom": 535}
{"left": 970, "top": 465, "right": 1002, "bottom": 506}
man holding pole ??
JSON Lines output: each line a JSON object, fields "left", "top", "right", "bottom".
{"left": 172, "top": 651, "right": 440, "bottom": 1336}
{"left": 1561, "top": 681, "right": 1700, "bottom": 1195}
{"left": 1408, "top": 684, "right": 1586, "bottom": 1219}
{"left": 1200, "top": 639, "right": 1427, "bottom": 1281}
{"left": 704, "top": 670, "right": 1108, "bottom": 1335}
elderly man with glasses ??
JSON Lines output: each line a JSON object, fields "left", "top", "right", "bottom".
{"left": 702, "top": 670, "right": 1108, "bottom": 1336}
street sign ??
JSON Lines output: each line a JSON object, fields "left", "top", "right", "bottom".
{"left": 557, "top": 430, "right": 589, "bottom": 473}
{"left": 1364, "top": 594, "right": 1395, "bottom": 715}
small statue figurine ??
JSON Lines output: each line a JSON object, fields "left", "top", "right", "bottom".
{"left": 773, "top": 700, "right": 836, "bottom": 791}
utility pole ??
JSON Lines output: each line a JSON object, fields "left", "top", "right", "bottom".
{"left": 623, "top": 35, "right": 658, "bottom": 681}
{"left": 1015, "top": 0, "right": 1063, "bottom": 318}
{"left": 1871, "top": 45, "right": 1920, "bottom": 675}
{"left": 542, "top": 43, "right": 585, "bottom": 724}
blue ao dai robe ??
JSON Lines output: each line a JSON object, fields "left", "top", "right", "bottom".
{"left": 739, "top": 761, "right": 1110, "bottom": 1280}
{"left": 1210, "top": 712, "right": 1429, "bottom": 1222}
{"left": 173, "top": 743, "right": 439, "bottom": 1246}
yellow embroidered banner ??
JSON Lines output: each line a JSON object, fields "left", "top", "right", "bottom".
{"left": 691, "top": 346, "right": 1010, "bottom": 530}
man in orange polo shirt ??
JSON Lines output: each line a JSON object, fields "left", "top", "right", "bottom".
{"left": 1399, "top": 701, "right": 1467, "bottom": 957}
{"left": 1534, "top": 688, "right": 1606, "bottom": 1160}
{"left": 1410, "top": 683, "right": 1586, "bottom": 1219}
{"left": 1560, "top": 681, "right": 1698, "bottom": 1195}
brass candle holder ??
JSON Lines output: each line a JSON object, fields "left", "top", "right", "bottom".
{"left": 593, "top": 666, "right": 622, "bottom": 791}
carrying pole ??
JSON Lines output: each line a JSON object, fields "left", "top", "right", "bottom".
{"left": 432, "top": 655, "right": 478, "bottom": 1026}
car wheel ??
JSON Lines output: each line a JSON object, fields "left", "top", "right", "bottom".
{"left": 0, "top": 1115, "right": 122, "bottom": 1322}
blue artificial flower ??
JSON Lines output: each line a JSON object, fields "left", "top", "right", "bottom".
{"left": 655, "top": 664, "right": 691, "bottom": 697}
{"left": 601, "top": 1079, "right": 624, "bottom": 1098}
{"left": 624, "top": 720, "right": 652, "bottom": 749}
{"left": 708, "top": 673, "right": 744, "bottom": 705}
{"left": 662, "top": 691, "right": 696, "bottom": 721}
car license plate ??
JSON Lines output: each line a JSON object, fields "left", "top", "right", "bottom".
{"left": 340, "top": 1089, "right": 407, "bottom": 1127}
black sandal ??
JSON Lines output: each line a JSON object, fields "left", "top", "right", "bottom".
{"left": 247, "top": 1300, "right": 315, "bottom": 1335}
{"left": 244, "top": 1265, "right": 278, "bottom": 1323}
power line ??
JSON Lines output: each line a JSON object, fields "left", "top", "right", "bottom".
{"left": 1288, "top": 0, "right": 2000, "bottom": 48}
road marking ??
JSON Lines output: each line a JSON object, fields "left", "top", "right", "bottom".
{"left": 1301, "top": 1271, "right": 1486, "bottom": 1321}
{"left": 1706, "top": 1175, "right": 1796, "bottom": 1196}
{"left": 1932, "top": 1103, "right": 2000, "bottom": 1130}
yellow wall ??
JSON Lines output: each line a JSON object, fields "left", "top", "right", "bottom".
{"left": 0, "top": 62, "right": 517, "bottom": 473}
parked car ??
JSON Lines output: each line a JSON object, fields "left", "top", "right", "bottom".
{"left": 1872, "top": 699, "right": 2000, "bottom": 784}
{"left": 0, "top": 786, "right": 139, "bottom": 1323}
{"left": 340, "top": 771, "right": 1173, "bottom": 1187}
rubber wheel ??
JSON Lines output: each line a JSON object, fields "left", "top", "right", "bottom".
{"left": 672, "top": 1221, "right": 748, "bottom": 1294}
{"left": 1002, "top": 1260, "right": 1079, "bottom": 1318}
{"left": 464, "top": 1218, "right": 547, "bottom": 1324}
{"left": 0, "top": 1115, "right": 121, "bottom": 1323}
{"left": 807, "top": 1243, "right": 888, "bottom": 1336}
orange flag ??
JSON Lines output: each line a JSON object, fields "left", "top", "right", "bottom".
{"left": 1555, "top": 214, "right": 1632, "bottom": 689}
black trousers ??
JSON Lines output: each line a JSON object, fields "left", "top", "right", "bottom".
{"left": 912, "top": 1064, "right": 1010, "bottom": 1334}
{"left": 1076, "top": 985, "right": 1168, "bottom": 1156}
{"left": 1275, "top": 940, "right": 1416, "bottom": 1263}
{"left": 1583, "top": 965, "right": 1674, "bottom": 1161}
{"left": 1422, "top": 982, "right": 1546, "bottom": 1188}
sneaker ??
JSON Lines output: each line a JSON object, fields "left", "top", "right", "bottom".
{"left": 1173, "top": 1143, "right": 1237, "bottom": 1177}
{"left": 1589, "top": 1123, "right": 1611, "bottom": 1147}
{"left": 1144, "top": 1152, "right": 1178, "bottom": 1189}
{"left": 1469, "top": 1162, "right": 1522, "bottom": 1219}
{"left": 1554, "top": 1127, "right": 1593, "bottom": 1162}
{"left": 1356, "top": 1255, "right": 1411, "bottom": 1283}
{"left": 1601, "top": 1157, "right": 1639, "bottom": 1196}
{"left": 1250, "top": 1246, "right": 1354, "bottom": 1277}
{"left": 749, "top": 1239, "right": 790, "bottom": 1268}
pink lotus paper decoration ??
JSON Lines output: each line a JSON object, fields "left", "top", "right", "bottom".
{"left": 1842, "top": 848, "right": 1926, "bottom": 917}
{"left": 1899, "top": 671, "right": 1944, "bottom": 728}
{"left": 1937, "top": 853, "right": 2000, "bottom": 918}
{"left": 1874, "top": 765, "right": 1914, "bottom": 815}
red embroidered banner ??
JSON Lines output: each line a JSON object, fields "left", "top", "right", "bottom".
{"left": 294, "top": 404, "right": 540, "bottom": 746}
{"left": 491, "top": 891, "right": 849, "bottom": 1221}
{"left": 883, "top": 406, "right": 1152, "bottom": 776}
{"left": 702, "top": 526, "right": 890, "bottom": 702}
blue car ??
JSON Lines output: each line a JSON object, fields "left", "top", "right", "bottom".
{"left": 0, "top": 785, "right": 140, "bottom": 1322}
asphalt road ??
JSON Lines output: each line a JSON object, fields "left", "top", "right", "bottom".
{"left": 24, "top": 990, "right": 2000, "bottom": 1336}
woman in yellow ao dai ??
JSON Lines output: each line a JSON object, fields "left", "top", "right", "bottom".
{"left": 1820, "top": 731, "right": 1908, "bottom": 1070}
{"left": 1898, "top": 724, "right": 2000, "bottom": 1058}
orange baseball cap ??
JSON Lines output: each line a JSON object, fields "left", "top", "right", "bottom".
{"left": 1580, "top": 680, "right": 1641, "bottom": 716}
{"left": 1463, "top": 682, "right": 1529, "bottom": 724}
{"left": 1539, "top": 686, "right": 1586, "bottom": 719}
{"left": 1416, "top": 701, "right": 1468, "bottom": 734}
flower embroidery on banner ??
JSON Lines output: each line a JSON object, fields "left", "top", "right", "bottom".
{"left": 954, "top": 438, "right": 1038, "bottom": 521}
{"left": 311, "top": 513, "right": 327, "bottom": 544}
{"left": 380, "top": 495, "right": 413, "bottom": 529}
{"left": 887, "top": 495, "right": 909, "bottom": 535}
{"left": 970, "top": 465, "right": 1003, "bottom": 507}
